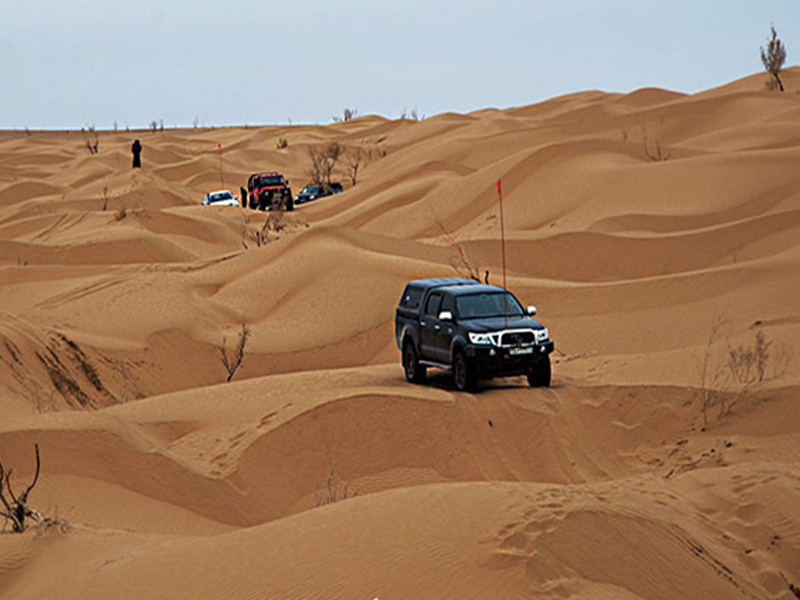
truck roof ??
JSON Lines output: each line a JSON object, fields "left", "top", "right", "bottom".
{"left": 439, "top": 283, "right": 506, "bottom": 296}
{"left": 405, "top": 278, "right": 509, "bottom": 295}
{"left": 407, "top": 278, "right": 479, "bottom": 290}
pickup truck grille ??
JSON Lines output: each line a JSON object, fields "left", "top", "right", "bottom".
{"left": 501, "top": 331, "right": 535, "bottom": 346}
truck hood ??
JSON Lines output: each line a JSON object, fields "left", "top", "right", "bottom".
{"left": 459, "top": 315, "right": 544, "bottom": 332}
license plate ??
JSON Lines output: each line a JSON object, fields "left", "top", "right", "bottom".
{"left": 509, "top": 347, "right": 533, "bottom": 355}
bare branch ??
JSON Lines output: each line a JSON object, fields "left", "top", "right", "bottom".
{"left": 0, "top": 444, "right": 45, "bottom": 533}
{"left": 344, "top": 146, "right": 365, "bottom": 187}
{"left": 306, "top": 143, "right": 345, "bottom": 190}
{"left": 217, "top": 324, "right": 251, "bottom": 383}
{"left": 20, "top": 444, "right": 41, "bottom": 503}
{"left": 434, "top": 219, "right": 481, "bottom": 282}
{"left": 761, "top": 25, "right": 787, "bottom": 92}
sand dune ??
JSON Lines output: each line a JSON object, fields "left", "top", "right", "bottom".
{"left": 1, "top": 69, "right": 800, "bottom": 599}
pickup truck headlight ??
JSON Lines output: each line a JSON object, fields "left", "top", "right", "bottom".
{"left": 468, "top": 332, "right": 494, "bottom": 345}
{"left": 535, "top": 328, "right": 549, "bottom": 342}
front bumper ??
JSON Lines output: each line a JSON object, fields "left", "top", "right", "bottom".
{"left": 465, "top": 339, "right": 554, "bottom": 377}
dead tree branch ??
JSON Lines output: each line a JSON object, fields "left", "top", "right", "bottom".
{"left": 217, "top": 323, "right": 250, "bottom": 383}
{"left": 0, "top": 444, "right": 43, "bottom": 533}
{"left": 435, "top": 219, "right": 481, "bottom": 281}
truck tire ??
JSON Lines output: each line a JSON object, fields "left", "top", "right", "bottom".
{"left": 527, "top": 356, "right": 551, "bottom": 388}
{"left": 453, "top": 349, "right": 477, "bottom": 392}
{"left": 403, "top": 340, "right": 426, "bottom": 384}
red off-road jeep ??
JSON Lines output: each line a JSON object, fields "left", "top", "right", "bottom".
{"left": 247, "top": 172, "right": 294, "bottom": 211}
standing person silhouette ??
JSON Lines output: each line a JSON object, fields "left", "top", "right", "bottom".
{"left": 131, "top": 139, "right": 142, "bottom": 168}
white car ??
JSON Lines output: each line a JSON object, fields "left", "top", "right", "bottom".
{"left": 202, "top": 190, "right": 240, "bottom": 207}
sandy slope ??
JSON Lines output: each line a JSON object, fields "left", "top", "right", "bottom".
{"left": 1, "top": 69, "right": 800, "bottom": 599}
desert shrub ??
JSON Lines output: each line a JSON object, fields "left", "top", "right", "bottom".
{"left": 276, "top": 137, "right": 289, "bottom": 149}
{"left": 641, "top": 119, "right": 669, "bottom": 162}
{"left": 434, "top": 218, "right": 482, "bottom": 282}
{"left": 345, "top": 146, "right": 365, "bottom": 187}
{"left": 100, "top": 186, "right": 110, "bottom": 211}
{"left": 761, "top": 25, "right": 787, "bottom": 92}
{"left": 1, "top": 444, "right": 46, "bottom": 533}
{"left": 314, "top": 463, "right": 354, "bottom": 507}
{"left": 306, "top": 142, "right": 345, "bottom": 188}
{"left": 698, "top": 323, "right": 785, "bottom": 427}
{"left": 84, "top": 125, "right": 99, "bottom": 155}
{"left": 333, "top": 108, "right": 358, "bottom": 122}
{"left": 217, "top": 323, "right": 250, "bottom": 383}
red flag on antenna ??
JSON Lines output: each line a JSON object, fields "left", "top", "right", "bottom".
{"left": 496, "top": 180, "right": 502, "bottom": 195}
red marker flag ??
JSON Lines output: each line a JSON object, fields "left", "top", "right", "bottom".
{"left": 496, "top": 179, "right": 508, "bottom": 327}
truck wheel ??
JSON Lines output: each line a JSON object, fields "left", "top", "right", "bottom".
{"left": 403, "top": 341, "right": 426, "bottom": 384}
{"left": 527, "top": 356, "right": 551, "bottom": 388}
{"left": 453, "top": 349, "right": 477, "bottom": 392}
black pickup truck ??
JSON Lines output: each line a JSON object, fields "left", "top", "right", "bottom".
{"left": 395, "top": 278, "right": 554, "bottom": 391}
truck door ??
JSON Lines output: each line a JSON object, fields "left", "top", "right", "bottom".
{"left": 420, "top": 292, "right": 442, "bottom": 362}
{"left": 435, "top": 293, "right": 456, "bottom": 362}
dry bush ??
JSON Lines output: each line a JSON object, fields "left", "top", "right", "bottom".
{"left": 697, "top": 322, "right": 783, "bottom": 427}
{"left": 217, "top": 323, "right": 250, "bottom": 383}
{"left": 399, "top": 106, "right": 424, "bottom": 121}
{"left": 114, "top": 206, "right": 127, "bottom": 221}
{"left": 35, "top": 515, "right": 70, "bottom": 536}
{"left": 253, "top": 213, "right": 284, "bottom": 247}
{"left": 333, "top": 108, "right": 358, "bottom": 123}
{"left": 276, "top": 137, "right": 289, "bottom": 149}
{"left": 314, "top": 463, "right": 354, "bottom": 507}
{"left": 306, "top": 142, "right": 345, "bottom": 188}
{"left": 241, "top": 207, "right": 291, "bottom": 250}
{"left": 99, "top": 186, "right": 110, "bottom": 211}
{"left": 435, "top": 219, "right": 481, "bottom": 282}
{"left": 1, "top": 444, "right": 44, "bottom": 533}
{"left": 642, "top": 119, "right": 670, "bottom": 162}
{"left": 761, "top": 25, "right": 787, "bottom": 92}
{"left": 84, "top": 126, "right": 99, "bottom": 155}
{"left": 345, "top": 146, "right": 365, "bottom": 187}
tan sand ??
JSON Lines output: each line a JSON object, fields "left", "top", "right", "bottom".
{"left": 1, "top": 68, "right": 799, "bottom": 599}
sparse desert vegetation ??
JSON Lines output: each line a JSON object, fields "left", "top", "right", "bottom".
{"left": 0, "top": 67, "right": 799, "bottom": 600}
{"left": 761, "top": 25, "right": 787, "bottom": 91}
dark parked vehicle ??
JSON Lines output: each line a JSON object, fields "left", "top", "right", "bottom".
{"left": 295, "top": 182, "right": 344, "bottom": 205}
{"left": 247, "top": 172, "right": 293, "bottom": 211}
{"left": 295, "top": 184, "right": 326, "bottom": 205}
{"left": 395, "top": 278, "right": 554, "bottom": 391}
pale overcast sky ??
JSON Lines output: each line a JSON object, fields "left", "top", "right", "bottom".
{"left": 0, "top": 0, "right": 797, "bottom": 129}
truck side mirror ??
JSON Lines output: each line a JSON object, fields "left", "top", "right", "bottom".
{"left": 526, "top": 306, "right": 537, "bottom": 316}
{"left": 438, "top": 311, "right": 453, "bottom": 322}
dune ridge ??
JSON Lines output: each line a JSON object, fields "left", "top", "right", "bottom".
{"left": 1, "top": 69, "right": 800, "bottom": 599}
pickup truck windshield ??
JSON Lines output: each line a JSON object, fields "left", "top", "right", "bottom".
{"left": 456, "top": 292, "right": 524, "bottom": 319}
